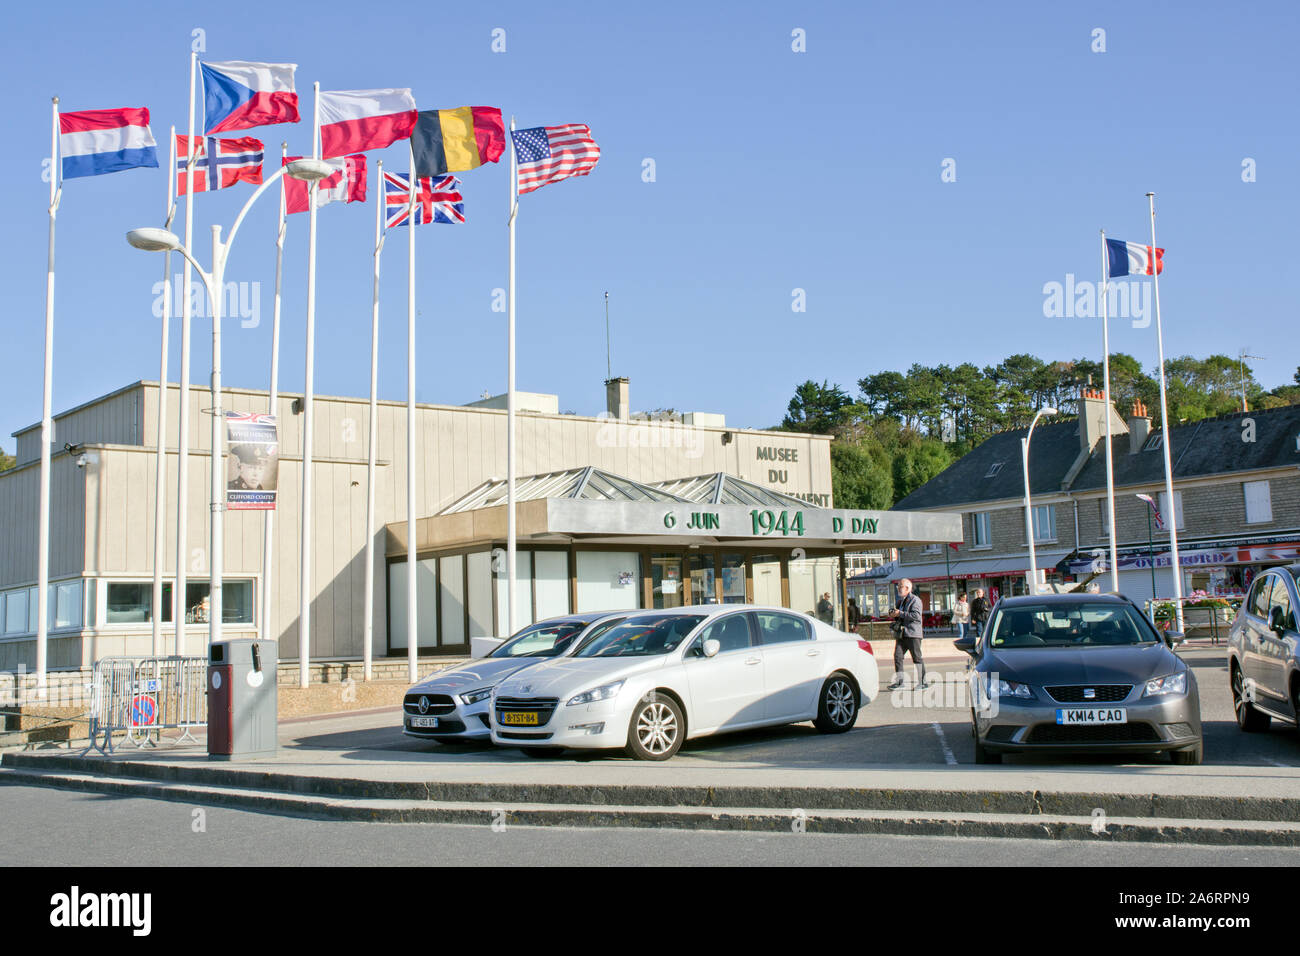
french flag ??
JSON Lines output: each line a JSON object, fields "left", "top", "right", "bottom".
{"left": 201, "top": 61, "right": 300, "bottom": 135}
{"left": 318, "top": 89, "right": 417, "bottom": 158}
{"left": 1106, "top": 238, "right": 1164, "bottom": 277}
{"left": 59, "top": 107, "right": 158, "bottom": 179}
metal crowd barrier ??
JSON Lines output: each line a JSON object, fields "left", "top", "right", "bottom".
{"left": 83, "top": 656, "right": 208, "bottom": 755}
{"left": 1143, "top": 597, "right": 1242, "bottom": 646}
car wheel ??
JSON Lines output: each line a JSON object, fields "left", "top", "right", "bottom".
{"left": 814, "top": 673, "right": 858, "bottom": 733}
{"left": 1170, "top": 740, "right": 1203, "bottom": 765}
{"left": 1231, "top": 664, "right": 1271, "bottom": 733}
{"left": 625, "top": 694, "right": 684, "bottom": 761}
{"left": 973, "top": 736, "right": 1002, "bottom": 764}
{"left": 520, "top": 747, "right": 567, "bottom": 758}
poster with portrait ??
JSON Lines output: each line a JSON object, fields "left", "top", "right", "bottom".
{"left": 226, "top": 412, "right": 278, "bottom": 510}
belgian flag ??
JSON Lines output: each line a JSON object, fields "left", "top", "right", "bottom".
{"left": 411, "top": 107, "right": 505, "bottom": 176}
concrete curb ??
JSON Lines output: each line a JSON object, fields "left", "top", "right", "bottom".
{"left": 3, "top": 766, "right": 1299, "bottom": 847}
{"left": 6, "top": 751, "right": 1300, "bottom": 825}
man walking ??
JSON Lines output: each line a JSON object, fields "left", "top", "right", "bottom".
{"left": 888, "top": 578, "right": 927, "bottom": 689}
{"left": 969, "top": 588, "right": 990, "bottom": 639}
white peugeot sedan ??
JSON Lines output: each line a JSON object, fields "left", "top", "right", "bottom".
{"left": 490, "top": 604, "right": 879, "bottom": 760}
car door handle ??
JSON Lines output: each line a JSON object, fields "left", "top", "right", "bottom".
{"left": 745, "top": 657, "right": 761, "bottom": 665}
{"left": 806, "top": 649, "right": 821, "bottom": 657}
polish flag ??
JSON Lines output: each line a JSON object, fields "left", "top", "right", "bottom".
{"left": 283, "top": 154, "right": 367, "bottom": 214}
{"left": 318, "top": 89, "right": 417, "bottom": 158}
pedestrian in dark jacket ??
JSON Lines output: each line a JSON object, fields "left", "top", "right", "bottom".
{"left": 888, "top": 578, "right": 927, "bottom": 689}
{"left": 969, "top": 588, "right": 990, "bottom": 637}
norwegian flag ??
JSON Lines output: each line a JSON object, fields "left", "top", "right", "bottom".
{"left": 383, "top": 171, "right": 465, "bottom": 227}
{"left": 176, "top": 134, "right": 263, "bottom": 194}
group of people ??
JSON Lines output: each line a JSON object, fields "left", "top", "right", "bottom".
{"left": 885, "top": 583, "right": 991, "bottom": 690}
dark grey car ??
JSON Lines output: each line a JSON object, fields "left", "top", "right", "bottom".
{"left": 957, "top": 593, "right": 1203, "bottom": 765}
{"left": 1228, "top": 564, "right": 1300, "bottom": 734}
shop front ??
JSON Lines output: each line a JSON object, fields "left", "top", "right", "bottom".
{"left": 384, "top": 468, "right": 962, "bottom": 654}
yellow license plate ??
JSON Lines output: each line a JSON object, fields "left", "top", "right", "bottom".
{"left": 502, "top": 712, "right": 539, "bottom": 726}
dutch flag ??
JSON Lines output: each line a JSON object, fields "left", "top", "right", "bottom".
{"left": 1106, "top": 238, "right": 1164, "bottom": 277}
{"left": 59, "top": 107, "right": 158, "bottom": 180}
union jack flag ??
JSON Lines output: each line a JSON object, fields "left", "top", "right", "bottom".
{"left": 176, "top": 134, "right": 264, "bottom": 194}
{"left": 383, "top": 171, "right": 465, "bottom": 227}
{"left": 1135, "top": 493, "right": 1165, "bottom": 530}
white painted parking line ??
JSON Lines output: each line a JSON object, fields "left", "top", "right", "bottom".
{"left": 932, "top": 722, "right": 957, "bottom": 766}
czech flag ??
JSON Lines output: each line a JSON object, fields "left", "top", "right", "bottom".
{"left": 411, "top": 107, "right": 505, "bottom": 177}
{"left": 318, "top": 89, "right": 417, "bottom": 158}
{"left": 59, "top": 107, "right": 158, "bottom": 179}
{"left": 1106, "top": 238, "right": 1164, "bottom": 277}
{"left": 201, "top": 61, "right": 300, "bottom": 135}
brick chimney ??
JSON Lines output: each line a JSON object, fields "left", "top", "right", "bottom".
{"left": 1062, "top": 386, "right": 1130, "bottom": 489}
{"left": 605, "top": 377, "right": 629, "bottom": 421}
{"left": 1127, "top": 400, "right": 1151, "bottom": 454}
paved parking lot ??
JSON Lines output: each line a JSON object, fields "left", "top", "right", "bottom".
{"left": 296, "top": 645, "right": 1299, "bottom": 770}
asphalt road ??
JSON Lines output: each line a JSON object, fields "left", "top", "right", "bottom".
{"left": 3, "top": 785, "right": 1298, "bottom": 866}
{"left": 296, "top": 646, "right": 1300, "bottom": 770}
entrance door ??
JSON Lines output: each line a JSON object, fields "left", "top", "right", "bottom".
{"left": 652, "top": 553, "right": 685, "bottom": 609}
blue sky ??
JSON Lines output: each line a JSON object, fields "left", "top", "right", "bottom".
{"left": 2, "top": 0, "right": 1297, "bottom": 448}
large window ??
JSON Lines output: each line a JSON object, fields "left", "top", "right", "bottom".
{"left": 4, "top": 589, "right": 29, "bottom": 635}
{"left": 971, "top": 512, "right": 991, "bottom": 548}
{"left": 575, "top": 551, "right": 641, "bottom": 613}
{"left": 106, "top": 580, "right": 253, "bottom": 626}
{"left": 1244, "top": 480, "right": 1272, "bottom": 524}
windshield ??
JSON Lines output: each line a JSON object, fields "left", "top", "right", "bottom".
{"left": 574, "top": 614, "right": 705, "bottom": 658}
{"left": 987, "top": 603, "right": 1160, "bottom": 648}
{"left": 490, "top": 621, "right": 587, "bottom": 658}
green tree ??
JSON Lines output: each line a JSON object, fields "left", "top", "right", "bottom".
{"left": 830, "top": 441, "right": 893, "bottom": 509}
{"left": 780, "top": 380, "right": 852, "bottom": 434}
{"left": 0, "top": 446, "right": 13, "bottom": 472}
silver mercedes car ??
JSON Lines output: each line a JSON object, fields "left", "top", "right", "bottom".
{"left": 402, "top": 611, "right": 628, "bottom": 742}
{"left": 957, "top": 593, "right": 1202, "bottom": 765}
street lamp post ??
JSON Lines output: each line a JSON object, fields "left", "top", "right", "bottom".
{"left": 1021, "top": 406, "right": 1058, "bottom": 594}
{"left": 127, "top": 158, "right": 332, "bottom": 653}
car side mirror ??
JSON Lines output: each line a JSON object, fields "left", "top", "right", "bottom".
{"left": 702, "top": 638, "right": 720, "bottom": 658}
{"left": 954, "top": 637, "right": 978, "bottom": 657}
{"left": 1164, "top": 630, "right": 1185, "bottom": 647}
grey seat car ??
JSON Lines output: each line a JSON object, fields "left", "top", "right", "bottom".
{"left": 1227, "top": 564, "right": 1300, "bottom": 734}
{"left": 403, "top": 611, "right": 628, "bottom": 742}
{"left": 956, "top": 593, "right": 1202, "bottom": 765}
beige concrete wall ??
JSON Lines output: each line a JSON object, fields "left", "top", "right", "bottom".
{"left": 1, "top": 380, "right": 833, "bottom": 665}
{"left": 14, "top": 384, "right": 143, "bottom": 465}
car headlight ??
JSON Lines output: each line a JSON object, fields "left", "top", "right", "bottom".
{"left": 566, "top": 680, "right": 625, "bottom": 706}
{"left": 1144, "top": 672, "right": 1187, "bottom": 697}
{"left": 991, "top": 676, "right": 1035, "bottom": 699}
{"left": 459, "top": 688, "right": 493, "bottom": 705}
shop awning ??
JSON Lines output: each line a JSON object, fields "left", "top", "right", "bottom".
{"left": 890, "top": 553, "right": 1071, "bottom": 584}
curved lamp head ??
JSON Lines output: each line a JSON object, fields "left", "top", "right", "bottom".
{"left": 1041, "top": 407, "right": 1059, "bottom": 417}
{"left": 285, "top": 158, "right": 335, "bottom": 182}
{"left": 126, "top": 227, "right": 182, "bottom": 252}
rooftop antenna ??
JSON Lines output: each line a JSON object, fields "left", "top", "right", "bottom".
{"left": 604, "top": 291, "right": 611, "bottom": 380}
{"left": 1239, "top": 348, "right": 1265, "bottom": 412}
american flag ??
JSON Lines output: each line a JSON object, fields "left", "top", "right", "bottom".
{"left": 512, "top": 124, "right": 600, "bottom": 196}
{"left": 383, "top": 171, "right": 465, "bottom": 227}
{"left": 176, "top": 134, "right": 263, "bottom": 194}
{"left": 1135, "top": 493, "right": 1165, "bottom": 530}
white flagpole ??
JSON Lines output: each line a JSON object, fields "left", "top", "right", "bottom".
{"left": 151, "top": 128, "right": 177, "bottom": 658}
{"left": 406, "top": 144, "right": 418, "bottom": 684}
{"left": 261, "top": 142, "right": 288, "bottom": 646}
{"left": 506, "top": 117, "right": 518, "bottom": 636}
{"left": 1147, "top": 192, "right": 1184, "bottom": 631}
{"left": 1100, "top": 230, "right": 1119, "bottom": 593}
{"left": 299, "top": 84, "right": 321, "bottom": 688}
{"left": 363, "top": 158, "right": 384, "bottom": 683}
{"left": 175, "top": 51, "right": 198, "bottom": 655}
{"left": 36, "top": 95, "right": 60, "bottom": 690}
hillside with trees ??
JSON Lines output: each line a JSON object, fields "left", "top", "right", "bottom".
{"left": 778, "top": 355, "right": 1300, "bottom": 509}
